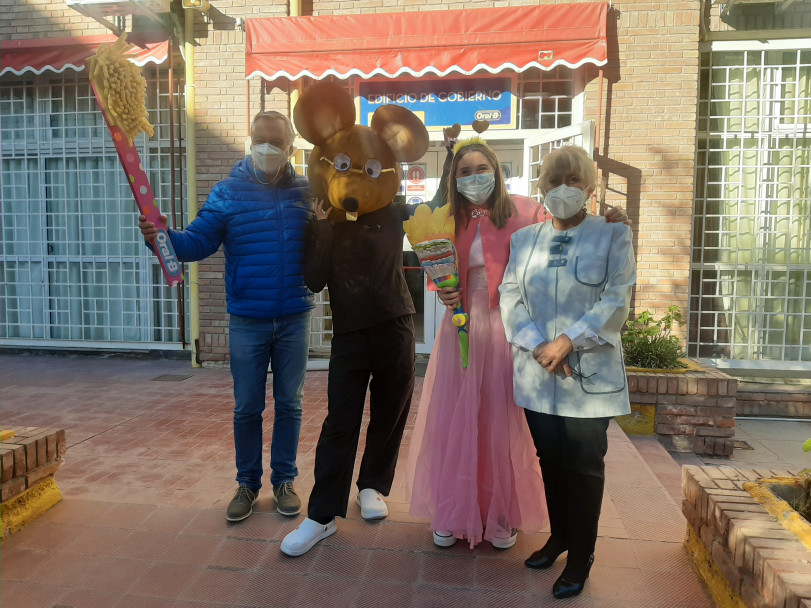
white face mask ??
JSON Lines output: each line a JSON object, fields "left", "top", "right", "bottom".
{"left": 457, "top": 173, "right": 495, "bottom": 206}
{"left": 251, "top": 143, "right": 289, "bottom": 177}
{"left": 543, "top": 184, "right": 587, "bottom": 219}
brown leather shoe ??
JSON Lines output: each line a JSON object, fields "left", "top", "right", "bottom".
{"left": 273, "top": 481, "right": 301, "bottom": 516}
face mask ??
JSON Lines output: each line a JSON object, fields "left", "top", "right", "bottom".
{"left": 251, "top": 143, "right": 289, "bottom": 177}
{"left": 457, "top": 173, "right": 495, "bottom": 206}
{"left": 543, "top": 184, "right": 587, "bottom": 219}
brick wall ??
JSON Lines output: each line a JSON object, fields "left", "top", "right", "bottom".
{"left": 628, "top": 365, "right": 738, "bottom": 457}
{"left": 0, "top": 0, "right": 109, "bottom": 38}
{"left": 2, "top": 0, "right": 702, "bottom": 364}
{"left": 0, "top": 428, "right": 66, "bottom": 502}
{"left": 682, "top": 465, "right": 811, "bottom": 608}
{"left": 589, "top": 0, "right": 700, "bottom": 328}
{"left": 192, "top": 4, "right": 290, "bottom": 363}
{"left": 187, "top": 0, "right": 701, "bottom": 363}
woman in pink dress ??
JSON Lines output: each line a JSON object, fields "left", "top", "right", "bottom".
{"left": 407, "top": 139, "right": 627, "bottom": 549}
{"left": 406, "top": 138, "right": 549, "bottom": 549}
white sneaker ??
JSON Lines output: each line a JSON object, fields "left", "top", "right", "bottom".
{"left": 280, "top": 518, "right": 336, "bottom": 556}
{"left": 356, "top": 488, "right": 389, "bottom": 520}
{"left": 433, "top": 529, "right": 457, "bottom": 547}
{"left": 491, "top": 529, "right": 518, "bottom": 549}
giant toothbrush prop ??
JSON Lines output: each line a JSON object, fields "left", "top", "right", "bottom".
{"left": 86, "top": 35, "right": 183, "bottom": 287}
{"left": 403, "top": 204, "right": 469, "bottom": 368}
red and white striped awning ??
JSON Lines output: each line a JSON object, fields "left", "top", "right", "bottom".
{"left": 246, "top": 2, "right": 608, "bottom": 81}
{"left": 0, "top": 35, "right": 169, "bottom": 76}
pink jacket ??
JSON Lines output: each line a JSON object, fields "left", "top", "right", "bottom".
{"left": 454, "top": 195, "right": 546, "bottom": 310}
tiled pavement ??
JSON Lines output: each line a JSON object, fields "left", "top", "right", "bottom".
{"left": 0, "top": 353, "right": 715, "bottom": 608}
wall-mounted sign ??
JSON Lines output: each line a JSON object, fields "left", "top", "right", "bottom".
{"left": 360, "top": 78, "right": 514, "bottom": 129}
{"left": 408, "top": 165, "right": 425, "bottom": 184}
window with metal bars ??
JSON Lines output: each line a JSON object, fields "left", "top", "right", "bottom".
{"left": 691, "top": 47, "right": 811, "bottom": 363}
{"left": 0, "top": 66, "right": 188, "bottom": 347}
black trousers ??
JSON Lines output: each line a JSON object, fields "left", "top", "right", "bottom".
{"left": 524, "top": 411, "right": 610, "bottom": 576}
{"left": 308, "top": 315, "right": 415, "bottom": 523}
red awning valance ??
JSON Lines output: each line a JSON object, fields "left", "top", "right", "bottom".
{"left": 246, "top": 3, "right": 608, "bottom": 81}
{"left": 0, "top": 35, "right": 169, "bottom": 77}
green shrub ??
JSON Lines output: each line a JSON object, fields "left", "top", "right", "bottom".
{"left": 622, "top": 305, "right": 687, "bottom": 370}
{"left": 795, "top": 442, "right": 811, "bottom": 523}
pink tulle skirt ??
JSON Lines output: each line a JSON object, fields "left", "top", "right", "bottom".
{"left": 407, "top": 267, "right": 548, "bottom": 547}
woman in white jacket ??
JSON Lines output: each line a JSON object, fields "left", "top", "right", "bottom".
{"left": 499, "top": 146, "right": 636, "bottom": 599}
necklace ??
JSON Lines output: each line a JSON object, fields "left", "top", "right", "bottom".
{"left": 471, "top": 208, "right": 489, "bottom": 219}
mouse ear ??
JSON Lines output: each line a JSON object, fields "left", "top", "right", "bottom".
{"left": 370, "top": 105, "right": 429, "bottom": 162}
{"left": 293, "top": 82, "right": 356, "bottom": 146}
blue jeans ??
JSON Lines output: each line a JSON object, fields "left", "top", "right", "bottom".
{"left": 229, "top": 312, "right": 310, "bottom": 491}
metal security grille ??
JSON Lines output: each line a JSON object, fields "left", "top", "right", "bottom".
{"left": 0, "top": 66, "right": 187, "bottom": 347}
{"left": 692, "top": 46, "right": 811, "bottom": 363}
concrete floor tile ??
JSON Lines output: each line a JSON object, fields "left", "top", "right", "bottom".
{"left": 472, "top": 589, "right": 536, "bottom": 607}
{"left": 310, "top": 544, "right": 370, "bottom": 580}
{"left": 643, "top": 568, "right": 714, "bottom": 605}
{"left": 410, "top": 584, "right": 477, "bottom": 608}
{"left": 114, "top": 593, "right": 177, "bottom": 608}
{"left": 0, "top": 355, "right": 722, "bottom": 608}
{"left": 235, "top": 571, "right": 308, "bottom": 607}
{"left": 179, "top": 567, "right": 255, "bottom": 604}
{"left": 631, "top": 539, "right": 694, "bottom": 572}
{"left": 420, "top": 553, "right": 477, "bottom": 586}
{"left": 131, "top": 562, "right": 199, "bottom": 599}
{"left": 292, "top": 574, "right": 361, "bottom": 607}
{"left": 474, "top": 557, "right": 534, "bottom": 591}
{"left": 0, "top": 548, "right": 50, "bottom": 582}
{"left": 62, "top": 525, "right": 133, "bottom": 556}
{"left": 53, "top": 587, "right": 120, "bottom": 608}
{"left": 7, "top": 521, "right": 82, "bottom": 552}
{"left": 531, "top": 590, "right": 594, "bottom": 607}
{"left": 354, "top": 581, "right": 415, "bottom": 608}
{"left": 0, "top": 581, "right": 66, "bottom": 608}
{"left": 158, "top": 534, "right": 224, "bottom": 566}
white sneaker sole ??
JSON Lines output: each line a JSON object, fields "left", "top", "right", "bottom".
{"left": 433, "top": 531, "right": 457, "bottom": 547}
{"left": 280, "top": 522, "right": 337, "bottom": 557}
{"left": 491, "top": 533, "right": 518, "bottom": 549}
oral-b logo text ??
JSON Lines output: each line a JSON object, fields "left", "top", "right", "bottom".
{"left": 155, "top": 231, "right": 179, "bottom": 274}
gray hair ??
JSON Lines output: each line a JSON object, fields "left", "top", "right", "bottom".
{"left": 251, "top": 110, "right": 295, "bottom": 145}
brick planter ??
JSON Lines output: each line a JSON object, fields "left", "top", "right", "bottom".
{"left": 682, "top": 465, "right": 811, "bottom": 608}
{"left": 1, "top": 427, "right": 66, "bottom": 538}
{"left": 626, "top": 361, "right": 738, "bottom": 457}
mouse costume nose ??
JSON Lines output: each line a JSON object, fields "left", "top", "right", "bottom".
{"left": 341, "top": 197, "right": 359, "bottom": 221}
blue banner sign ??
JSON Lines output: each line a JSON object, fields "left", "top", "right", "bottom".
{"left": 359, "top": 78, "right": 514, "bottom": 129}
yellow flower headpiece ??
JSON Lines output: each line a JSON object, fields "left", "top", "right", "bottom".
{"left": 453, "top": 135, "right": 491, "bottom": 156}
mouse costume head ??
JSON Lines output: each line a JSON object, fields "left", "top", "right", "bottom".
{"left": 294, "top": 82, "right": 429, "bottom": 222}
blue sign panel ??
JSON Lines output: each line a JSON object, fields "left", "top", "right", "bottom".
{"left": 359, "top": 78, "right": 513, "bottom": 128}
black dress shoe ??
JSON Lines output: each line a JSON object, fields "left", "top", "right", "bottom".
{"left": 525, "top": 547, "right": 566, "bottom": 569}
{"left": 552, "top": 576, "right": 585, "bottom": 599}
{"left": 552, "top": 554, "right": 594, "bottom": 599}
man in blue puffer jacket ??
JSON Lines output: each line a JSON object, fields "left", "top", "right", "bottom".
{"left": 139, "top": 111, "right": 314, "bottom": 522}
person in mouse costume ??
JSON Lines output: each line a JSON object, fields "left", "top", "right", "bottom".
{"left": 281, "top": 81, "right": 429, "bottom": 556}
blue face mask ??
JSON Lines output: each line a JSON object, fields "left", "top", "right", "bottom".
{"left": 457, "top": 173, "right": 496, "bottom": 206}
